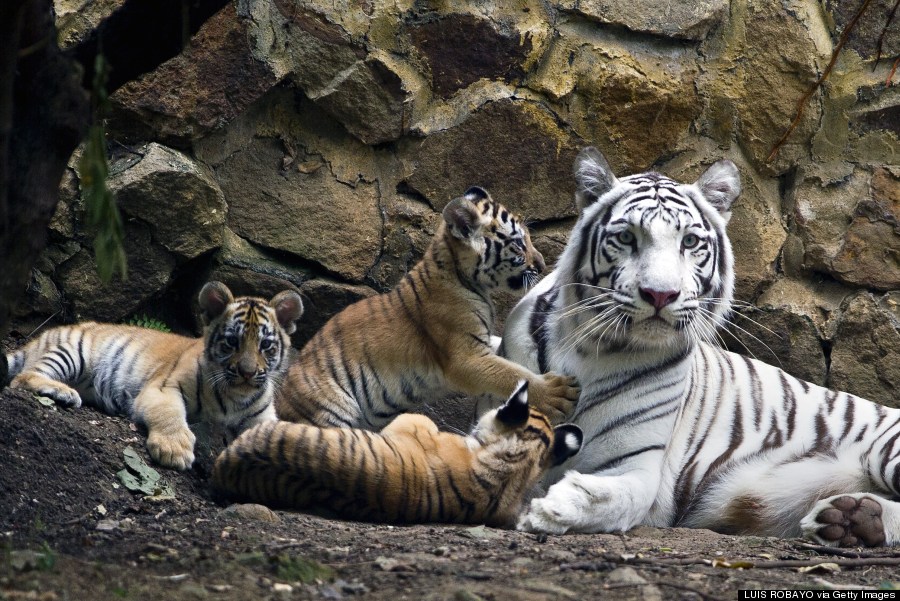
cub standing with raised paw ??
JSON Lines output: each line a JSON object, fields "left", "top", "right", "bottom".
{"left": 5, "top": 282, "right": 303, "bottom": 470}
{"left": 214, "top": 380, "right": 583, "bottom": 526}
{"left": 275, "top": 186, "right": 580, "bottom": 429}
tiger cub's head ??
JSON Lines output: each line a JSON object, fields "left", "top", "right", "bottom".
{"left": 198, "top": 282, "right": 304, "bottom": 390}
{"left": 559, "top": 146, "right": 741, "bottom": 351}
{"left": 442, "top": 186, "right": 545, "bottom": 292}
{"left": 470, "top": 380, "right": 583, "bottom": 477}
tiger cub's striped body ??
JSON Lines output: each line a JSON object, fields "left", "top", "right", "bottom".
{"left": 275, "top": 186, "right": 579, "bottom": 430}
{"left": 5, "top": 282, "right": 303, "bottom": 470}
{"left": 503, "top": 147, "right": 900, "bottom": 547}
{"left": 214, "top": 381, "right": 583, "bottom": 526}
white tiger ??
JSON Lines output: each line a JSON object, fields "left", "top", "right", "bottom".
{"left": 501, "top": 147, "right": 900, "bottom": 547}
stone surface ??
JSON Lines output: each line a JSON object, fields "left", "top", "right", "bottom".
{"left": 830, "top": 168, "right": 900, "bottom": 290}
{"left": 110, "top": 4, "right": 278, "bottom": 145}
{"left": 532, "top": 23, "right": 702, "bottom": 172}
{"left": 756, "top": 277, "right": 854, "bottom": 339}
{"left": 724, "top": 305, "right": 827, "bottom": 386}
{"left": 829, "top": 293, "right": 900, "bottom": 408}
{"left": 791, "top": 168, "right": 900, "bottom": 291}
{"left": 54, "top": 0, "right": 126, "bottom": 49}
{"left": 297, "top": 278, "right": 378, "bottom": 348}
{"left": 222, "top": 503, "right": 280, "bottom": 524}
{"left": 55, "top": 222, "right": 176, "bottom": 323}
{"left": 403, "top": 99, "right": 584, "bottom": 221}
{"left": 107, "top": 143, "right": 226, "bottom": 261}
{"left": 407, "top": 12, "right": 533, "bottom": 98}
{"left": 367, "top": 194, "right": 439, "bottom": 292}
{"left": 558, "top": 0, "right": 729, "bottom": 41}
{"left": 722, "top": 0, "right": 830, "bottom": 172}
{"left": 217, "top": 136, "right": 381, "bottom": 283}
{"left": 309, "top": 54, "right": 418, "bottom": 145}
{"left": 826, "top": 0, "right": 900, "bottom": 60}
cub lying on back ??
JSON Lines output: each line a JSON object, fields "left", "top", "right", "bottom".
{"left": 5, "top": 282, "right": 303, "bottom": 470}
{"left": 213, "top": 380, "right": 583, "bottom": 526}
{"left": 276, "top": 186, "right": 579, "bottom": 429}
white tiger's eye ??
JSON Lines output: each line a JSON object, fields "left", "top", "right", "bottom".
{"left": 682, "top": 233, "right": 700, "bottom": 249}
{"left": 615, "top": 231, "right": 635, "bottom": 245}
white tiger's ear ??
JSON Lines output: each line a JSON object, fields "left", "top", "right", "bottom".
{"left": 442, "top": 189, "right": 487, "bottom": 240}
{"left": 574, "top": 147, "right": 618, "bottom": 211}
{"left": 269, "top": 290, "right": 303, "bottom": 335}
{"left": 695, "top": 160, "right": 741, "bottom": 214}
{"left": 550, "top": 423, "right": 583, "bottom": 466}
{"left": 198, "top": 281, "right": 234, "bottom": 321}
{"left": 496, "top": 380, "right": 530, "bottom": 427}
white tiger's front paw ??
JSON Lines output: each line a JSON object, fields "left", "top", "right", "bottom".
{"left": 517, "top": 471, "right": 654, "bottom": 534}
{"left": 516, "top": 472, "right": 611, "bottom": 534}
{"left": 517, "top": 497, "right": 579, "bottom": 534}
{"left": 147, "top": 427, "right": 196, "bottom": 471}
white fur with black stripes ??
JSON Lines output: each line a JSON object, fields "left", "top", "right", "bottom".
{"left": 500, "top": 147, "right": 900, "bottom": 547}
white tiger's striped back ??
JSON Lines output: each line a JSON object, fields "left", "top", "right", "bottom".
{"left": 504, "top": 147, "right": 900, "bottom": 547}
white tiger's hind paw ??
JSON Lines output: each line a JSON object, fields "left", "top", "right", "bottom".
{"left": 800, "top": 494, "right": 893, "bottom": 547}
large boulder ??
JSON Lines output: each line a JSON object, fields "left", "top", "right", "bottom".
{"left": 706, "top": 0, "right": 830, "bottom": 172}
{"left": 825, "top": 0, "right": 900, "bottom": 60}
{"left": 110, "top": 4, "right": 278, "bottom": 146}
{"left": 790, "top": 168, "right": 900, "bottom": 291}
{"left": 530, "top": 23, "right": 702, "bottom": 173}
{"left": 406, "top": 12, "right": 537, "bottom": 98}
{"left": 107, "top": 143, "right": 227, "bottom": 262}
{"left": 829, "top": 293, "right": 900, "bottom": 408}
{"left": 723, "top": 305, "right": 827, "bottom": 386}
{"left": 55, "top": 223, "right": 176, "bottom": 323}
{"left": 367, "top": 194, "right": 439, "bottom": 292}
{"left": 403, "top": 99, "right": 585, "bottom": 221}
{"left": 217, "top": 136, "right": 382, "bottom": 283}
{"left": 557, "top": 0, "right": 729, "bottom": 41}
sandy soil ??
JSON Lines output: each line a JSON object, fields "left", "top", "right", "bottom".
{"left": 1, "top": 387, "right": 899, "bottom": 601}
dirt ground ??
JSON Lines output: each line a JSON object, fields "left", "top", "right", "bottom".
{"left": 1, "top": 387, "right": 899, "bottom": 601}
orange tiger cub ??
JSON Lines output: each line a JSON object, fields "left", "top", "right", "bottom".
{"left": 213, "top": 380, "right": 583, "bottom": 526}
{"left": 276, "top": 186, "right": 580, "bottom": 430}
{"left": 5, "top": 282, "right": 303, "bottom": 470}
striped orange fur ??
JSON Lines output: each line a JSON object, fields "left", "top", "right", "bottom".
{"left": 5, "top": 282, "right": 303, "bottom": 470}
{"left": 213, "top": 381, "right": 582, "bottom": 525}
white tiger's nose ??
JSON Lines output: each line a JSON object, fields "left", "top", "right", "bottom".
{"left": 639, "top": 288, "right": 680, "bottom": 310}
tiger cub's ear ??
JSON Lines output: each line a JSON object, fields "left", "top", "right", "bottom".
{"left": 550, "top": 423, "right": 583, "bottom": 466}
{"left": 199, "top": 281, "right": 235, "bottom": 321}
{"left": 442, "top": 187, "right": 489, "bottom": 241}
{"left": 496, "top": 380, "right": 530, "bottom": 427}
{"left": 270, "top": 290, "right": 304, "bottom": 335}
{"left": 574, "top": 146, "right": 618, "bottom": 212}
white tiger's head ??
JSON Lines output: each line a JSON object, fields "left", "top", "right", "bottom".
{"left": 557, "top": 147, "right": 740, "bottom": 351}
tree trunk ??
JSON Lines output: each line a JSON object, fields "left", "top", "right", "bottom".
{"left": 0, "top": 0, "right": 90, "bottom": 383}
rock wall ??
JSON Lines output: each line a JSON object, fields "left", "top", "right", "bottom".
{"left": 18, "top": 0, "right": 900, "bottom": 406}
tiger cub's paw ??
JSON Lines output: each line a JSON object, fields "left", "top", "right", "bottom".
{"left": 146, "top": 427, "right": 197, "bottom": 471}
{"left": 11, "top": 375, "right": 82, "bottom": 409}
{"left": 530, "top": 372, "right": 580, "bottom": 424}
{"left": 800, "top": 494, "right": 886, "bottom": 547}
